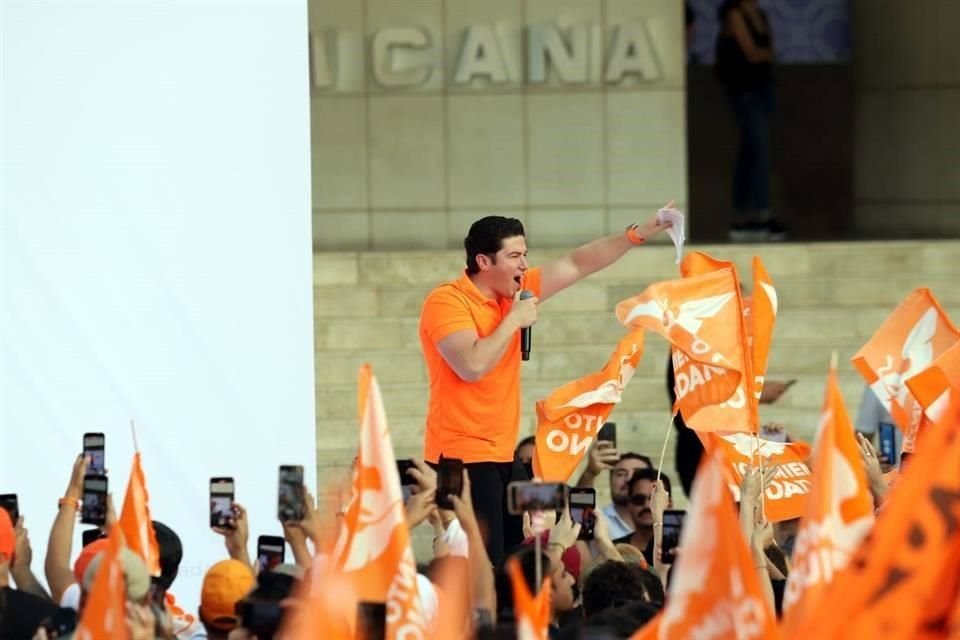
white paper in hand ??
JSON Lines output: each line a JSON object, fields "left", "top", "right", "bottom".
{"left": 657, "top": 207, "right": 685, "bottom": 264}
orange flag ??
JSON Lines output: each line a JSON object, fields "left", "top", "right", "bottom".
{"left": 118, "top": 452, "right": 160, "bottom": 576}
{"left": 682, "top": 255, "right": 777, "bottom": 433}
{"left": 907, "top": 340, "right": 960, "bottom": 425}
{"left": 616, "top": 265, "right": 745, "bottom": 423}
{"left": 780, "top": 364, "right": 875, "bottom": 634}
{"left": 283, "top": 554, "right": 357, "bottom": 639}
{"left": 532, "top": 329, "right": 644, "bottom": 481}
{"left": 787, "top": 395, "right": 960, "bottom": 639}
{"left": 701, "top": 431, "right": 812, "bottom": 523}
{"left": 75, "top": 527, "right": 129, "bottom": 640}
{"left": 332, "top": 365, "right": 427, "bottom": 639}
{"left": 852, "top": 288, "right": 959, "bottom": 452}
{"left": 648, "top": 443, "right": 779, "bottom": 639}
{"left": 507, "top": 556, "right": 552, "bottom": 640}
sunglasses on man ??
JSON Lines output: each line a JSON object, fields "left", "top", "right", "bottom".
{"left": 629, "top": 494, "right": 651, "bottom": 507}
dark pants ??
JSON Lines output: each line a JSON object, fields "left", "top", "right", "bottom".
{"left": 730, "top": 83, "right": 774, "bottom": 214}
{"left": 433, "top": 458, "right": 529, "bottom": 566}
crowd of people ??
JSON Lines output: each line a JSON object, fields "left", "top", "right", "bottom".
{"left": 0, "top": 418, "right": 901, "bottom": 640}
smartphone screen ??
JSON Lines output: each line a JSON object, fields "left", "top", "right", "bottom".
{"left": 597, "top": 422, "right": 617, "bottom": 446}
{"left": 278, "top": 466, "right": 305, "bottom": 522}
{"left": 256, "top": 535, "right": 286, "bottom": 573}
{"left": 83, "top": 433, "right": 106, "bottom": 475}
{"left": 397, "top": 459, "right": 416, "bottom": 502}
{"left": 82, "top": 528, "right": 105, "bottom": 547}
{"left": 81, "top": 475, "right": 108, "bottom": 526}
{"left": 0, "top": 494, "right": 19, "bottom": 524}
{"left": 210, "top": 477, "right": 236, "bottom": 529}
{"left": 660, "top": 509, "right": 685, "bottom": 564}
{"left": 507, "top": 481, "right": 567, "bottom": 516}
{"left": 569, "top": 488, "right": 596, "bottom": 541}
{"left": 878, "top": 422, "right": 896, "bottom": 464}
{"left": 435, "top": 457, "right": 464, "bottom": 510}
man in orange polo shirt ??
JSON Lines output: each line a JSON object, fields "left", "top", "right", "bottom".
{"left": 419, "top": 212, "right": 673, "bottom": 563}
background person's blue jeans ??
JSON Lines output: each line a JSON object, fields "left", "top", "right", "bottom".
{"left": 729, "top": 83, "right": 774, "bottom": 216}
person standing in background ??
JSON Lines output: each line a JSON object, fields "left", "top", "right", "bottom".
{"left": 716, "top": 0, "right": 786, "bottom": 242}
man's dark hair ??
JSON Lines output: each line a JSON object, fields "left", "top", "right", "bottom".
{"left": 582, "top": 561, "right": 649, "bottom": 619}
{"left": 636, "top": 568, "right": 665, "bottom": 609}
{"left": 153, "top": 521, "right": 182, "bottom": 592}
{"left": 464, "top": 216, "right": 525, "bottom": 274}
{"left": 494, "top": 547, "right": 550, "bottom": 617}
{"left": 236, "top": 571, "right": 297, "bottom": 640}
{"left": 584, "top": 601, "right": 658, "bottom": 638}
{"left": 627, "top": 468, "right": 672, "bottom": 498}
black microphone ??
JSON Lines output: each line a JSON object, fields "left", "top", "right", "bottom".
{"left": 519, "top": 290, "right": 533, "bottom": 361}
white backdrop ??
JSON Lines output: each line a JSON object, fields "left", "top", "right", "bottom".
{"left": 0, "top": 0, "right": 316, "bottom": 611}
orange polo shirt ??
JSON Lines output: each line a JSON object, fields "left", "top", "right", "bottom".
{"left": 420, "top": 268, "right": 542, "bottom": 464}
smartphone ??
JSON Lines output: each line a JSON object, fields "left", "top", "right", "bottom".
{"left": 277, "top": 465, "right": 305, "bottom": 522}
{"left": 210, "top": 477, "right": 236, "bottom": 529}
{"left": 597, "top": 422, "right": 617, "bottom": 446}
{"left": 83, "top": 432, "right": 106, "bottom": 475}
{"left": 507, "top": 481, "right": 567, "bottom": 516}
{"left": 569, "top": 488, "right": 596, "bottom": 541}
{"left": 878, "top": 422, "right": 896, "bottom": 465}
{"left": 81, "top": 475, "right": 108, "bottom": 526}
{"left": 256, "top": 535, "right": 286, "bottom": 573}
{"left": 356, "top": 602, "right": 387, "bottom": 640}
{"left": 82, "top": 528, "right": 105, "bottom": 547}
{"left": 0, "top": 494, "right": 18, "bottom": 525}
{"left": 435, "top": 457, "right": 464, "bottom": 510}
{"left": 660, "top": 509, "right": 686, "bottom": 564}
{"left": 397, "top": 459, "right": 416, "bottom": 502}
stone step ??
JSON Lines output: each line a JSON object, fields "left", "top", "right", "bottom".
{"left": 314, "top": 274, "right": 960, "bottom": 319}
{"left": 314, "top": 241, "right": 958, "bottom": 287}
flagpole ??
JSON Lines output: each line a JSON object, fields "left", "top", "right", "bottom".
{"left": 130, "top": 419, "right": 139, "bottom": 454}
{"left": 655, "top": 411, "right": 677, "bottom": 484}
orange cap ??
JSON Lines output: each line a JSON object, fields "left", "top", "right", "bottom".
{"left": 0, "top": 509, "right": 14, "bottom": 561}
{"left": 200, "top": 559, "right": 255, "bottom": 629}
{"left": 74, "top": 537, "right": 111, "bottom": 584}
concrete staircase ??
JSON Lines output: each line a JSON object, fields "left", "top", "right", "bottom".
{"left": 313, "top": 241, "right": 960, "bottom": 505}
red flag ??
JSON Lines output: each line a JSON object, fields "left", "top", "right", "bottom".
{"left": 75, "top": 527, "right": 129, "bottom": 640}
{"left": 852, "top": 288, "right": 959, "bottom": 451}
{"left": 332, "top": 365, "right": 427, "bottom": 639}
{"left": 780, "top": 364, "right": 875, "bottom": 633}
{"left": 118, "top": 452, "right": 160, "bottom": 576}
{"left": 533, "top": 329, "right": 644, "bottom": 481}
{"left": 616, "top": 265, "right": 745, "bottom": 424}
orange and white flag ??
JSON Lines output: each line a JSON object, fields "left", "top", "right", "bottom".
{"left": 616, "top": 265, "right": 745, "bottom": 424}
{"left": 852, "top": 288, "right": 959, "bottom": 452}
{"left": 333, "top": 365, "right": 427, "bottom": 639}
{"left": 533, "top": 329, "right": 644, "bottom": 481}
{"left": 284, "top": 554, "right": 357, "bottom": 640}
{"left": 683, "top": 255, "right": 777, "bottom": 433}
{"left": 76, "top": 527, "right": 129, "bottom": 640}
{"left": 786, "top": 395, "right": 960, "bottom": 639}
{"left": 780, "top": 364, "right": 874, "bottom": 634}
{"left": 702, "top": 431, "right": 812, "bottom": 523}
{"left": 118, "top": 452, "right": 160, "bottom": 576}
{"left": 507, "top": 556, "right": 552, "bottom": 640}
{"left": 652, "top": 443, "right": 779, "bottom": 640}
{"left": 906, "top": 340, "right": 960, "bottom": 427}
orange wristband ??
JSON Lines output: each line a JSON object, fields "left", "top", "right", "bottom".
{"left": 59, "top": 497, "right": 80, "bottom": 510}
{"left": 625, "top": 224, "right": 646, "bottom": 245}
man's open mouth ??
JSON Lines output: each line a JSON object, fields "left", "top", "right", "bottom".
{"left": 513, "top": 276, "right": 522, "bottom": 284}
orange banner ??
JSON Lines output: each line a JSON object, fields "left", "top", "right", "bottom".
{"left": 641, "top": 441, "right": 779, "bottom": 640}
{"left": 781, "top": 365, "right": 875, "bottom": 634}
{"left": 906, "top": 340, "right": 960, "bottom": 426}
{"left": 118, "top": 452, "right": 160, "bottom": 577}
{"left": 786, "top": 395, "right": 960, "bottom": 639}
{"left": 852, "top": 288, "right": 959, "bottom": 452}
{"left": 508, "top": 556, "right": 552, "bottom": 640}
{"left": 702, "top": 431, "right": 812, "bottom": 523}
{"left": 75, "top": 527, "right": 129, "bottom": 640}
{"left": 333, "top": 366, "right": 427, "bottom": 639}
{"left": 533, "top": 329, "right": 644, "bottom": 481}
{"left": 616, "top": 265, "right": 745, "bottom": 424}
